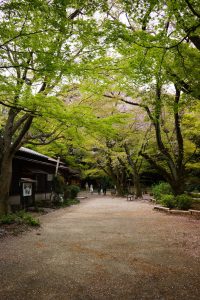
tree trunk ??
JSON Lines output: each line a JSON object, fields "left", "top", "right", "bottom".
{"left": 0, "top": 155, "right": 13, "bottom": 215}
{"left": 140, "top": 152, "right": 185, "bottom": 196}
{"left": 124, "top": 144, "right": 142, "bottom": 198}
{"left": 0, "top": 110, "right": 34, "bottom": 215}
{"left": 134, "top": 173, "right": 142, "bottom": 198}
{"left": 116, "top": 183, "right": 125, "bottom": 196}
{"left": 169, "top": 177, "right": 185, "bottom": 196}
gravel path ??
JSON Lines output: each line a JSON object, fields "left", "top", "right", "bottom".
{"left": 0, "top": 195, "right": 200, "bottom": 300}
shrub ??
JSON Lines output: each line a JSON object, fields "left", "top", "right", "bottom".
{"left": 64, "top": 185, "right": 80, "bottom": 200}
{"left": 152, "top": 182, "right": 172, "bottom": 202}
{"left": 0, "top": 211, "right": 40, "bottom": 227}
{"left": 69, "top": 185, "right": 80, "bottom": 199}
{"left": 52, "top": 194, "right": 64, "bottom": 206}
{"left": 17, "top": 212, "right": 40, "bottom": 226}
{"left": 161, "top": 194, "right": 176, "bottom": 209}
{"left": 176, "top": 194, "right": 192, "bottom": 210}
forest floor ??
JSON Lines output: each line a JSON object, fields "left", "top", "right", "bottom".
{"left": 0, "top": 194, "right": 200, "bottom": 300}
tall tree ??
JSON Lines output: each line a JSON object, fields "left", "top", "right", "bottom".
{"left": 79, "top": 0, "right": 200, "bottom": 195}
{"left": 0, "top": 0, "right": 105, "bottom": 214}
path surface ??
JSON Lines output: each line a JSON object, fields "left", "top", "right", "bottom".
{"left": 0, "top": 196, "right": 200, "bottom": 300}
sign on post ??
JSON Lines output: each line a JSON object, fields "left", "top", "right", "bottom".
{"left": 23, "top": 183, "right": 32, "bottom": 197}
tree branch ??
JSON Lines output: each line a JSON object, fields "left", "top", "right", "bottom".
{"left": 10, "top": 115, "right": 34, "bottom": 153}
{"left": 68, "top": 9, "right": 82, "bottom": 20}
{"left": 26, "top": 134, "right": 64, "bottom": 146}
{"left": 0, "top": 101, "right": 40, "bottom": 115}
{"left": 3, "top": 109, "right": 18, "bottom": 149}
{"left": 139, "top": 152, "right": 172, "bottom": 183}
{"left": 12, "top": 113, "right": 30, "bottom": 135}
{"left": 185, "top": 0, "right": 200, "bottom": 18}
{"left": 0, "top": 29, "right": 56, "bottom": 49}
{"left": 104, "top": 92, "right": 154, "bottom": 122}
{"left": 22, "top": 51, "right": 33, "bottom": 82}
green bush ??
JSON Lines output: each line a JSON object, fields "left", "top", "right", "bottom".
{"left": 70, "top": 185, "right": 80, "bottom": 199}
{"left": 52, "top": 194, "right": 64, "bottom": 206}
{"left": 0, "top": 211, "right": 40, "bottom": 227}
{"left": 19, "top": 212, "right": 40, "bottom": 226}
{"left": 159, "top": 194, "right": 192, "bottom": 210}
{"left": 152, "top": 182, "right": 172, "bottom": 202}
{"left": 176, "top": 194, "right": 192, "bottom": 210}
{"left": 64, "top": 185, "right": 80, "bottom": 200}
{"left": 161, "top": 194, "right": 176, "bottom": 209}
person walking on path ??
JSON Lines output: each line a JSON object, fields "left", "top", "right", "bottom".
{"left": 90, "top": 184, "right": 94, "bottom": 194}
{"left": 102, "top": 183, "right": 107, "bottom": 195}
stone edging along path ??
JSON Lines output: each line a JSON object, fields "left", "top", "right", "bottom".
{"left": 153, "top": 205, "right": 200, "bottom": 219}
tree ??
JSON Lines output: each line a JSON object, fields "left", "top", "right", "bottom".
{"left": 1, "top": 0, "right": 199, "bottom": 213}
{"left": 103, "top": 0, "right": 200, "bottom": 97}
{"left": 66, "top": 89, "right": 151, "bottom": 196}
{"left": 0, "top": 0, "right": 106, "bottom": 214}
{"left": 78, "top": 0, "right": 200, "bottom": 195}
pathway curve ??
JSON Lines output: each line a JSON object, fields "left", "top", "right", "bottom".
{"left": 0, "top": 196, "right": 200, "bottom": 299}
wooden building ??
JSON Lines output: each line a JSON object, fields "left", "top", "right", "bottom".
{"left": 9, "top": 147, "right": 80, "bottom": 210}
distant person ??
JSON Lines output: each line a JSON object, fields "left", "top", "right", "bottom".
{"left": 102, "top": 183, "right": 107, "bottom": 195}
{"left": 90, "top": 184, "right": 94, "bottom": 193}
{"left": 114, "top": 185, "right": 117, "bottom": 194}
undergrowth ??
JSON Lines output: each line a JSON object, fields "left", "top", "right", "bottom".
{"left": 62, "top": 198, "right": 80, "bottom": 207}
{"left": 0, "top": 211, "right": 40, "bottom": 227}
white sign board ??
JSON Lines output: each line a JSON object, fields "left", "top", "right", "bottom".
{"left": 23, "top": 183, "right": 32, "bottom": 197}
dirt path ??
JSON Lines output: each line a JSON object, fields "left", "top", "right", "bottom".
{"left": 0, "top": 196, "right": 200, "bottom": 300}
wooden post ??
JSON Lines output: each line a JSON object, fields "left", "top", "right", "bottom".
{"left": 55, "top": 157, "right": 60, "bottom": 175}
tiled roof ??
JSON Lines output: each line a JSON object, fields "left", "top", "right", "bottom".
{"left": 20, "top": 147, "right": 49, "bottom": 159}
{"left": 17, "top": 147, "right": 80, "bottom": 175}
{"left": 19, "top": 147, "right": 78, "bottom": 169}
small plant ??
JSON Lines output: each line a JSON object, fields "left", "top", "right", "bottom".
{"left": 19, "top": 212, "right": 40, "bottom": 226}
{"left": 161, "top": 194, "right": 176, "bottom": 209}
{"left": 52, "top": 194, "right": 64, "bottom": 206}
{"left": 0, "top": 214, "right": 16, "bottom": 224}
{"left": 0, "top": 211, "right": 40, "bottom": 227}
{"left": 176, "top": 194, "right": 192, "bottom": 210}
{"left": 152, "top": 182, "right": 172, "bottom": 202}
